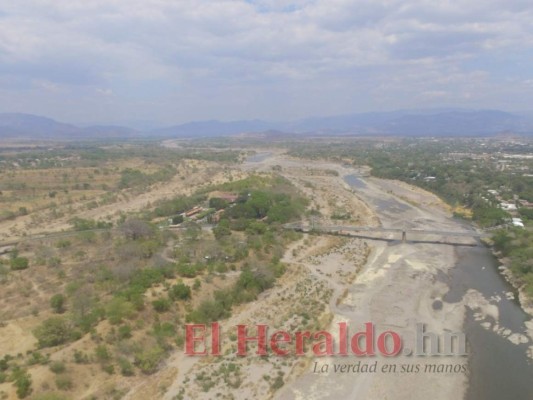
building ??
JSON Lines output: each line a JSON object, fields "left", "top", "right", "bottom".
{"left": 208, "top": 191, "right": 239, "bottom": 203}
{"left": 185, "top": 206, "right": 203, "bottom": 217}
{"left": 500, "top": 202, "right": 517, "bottom": 211}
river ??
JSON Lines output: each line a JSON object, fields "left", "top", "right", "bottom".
{"left": 346, "top": 173, "right": 533, "bottom": 399}
{"left": 244, "top": 155, "right": 533, "bottom": 399}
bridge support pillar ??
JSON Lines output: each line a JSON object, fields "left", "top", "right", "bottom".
{"left": 402, "top": 231, "right": 406, "bottom": 243}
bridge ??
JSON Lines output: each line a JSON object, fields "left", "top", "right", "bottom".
{"left": 283, "top": 222, "right": 488, "bottom": 246}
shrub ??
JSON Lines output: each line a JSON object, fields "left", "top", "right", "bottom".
{"left": 95, "top": 345, "right": 111, "bottom": 362}
{"left": 33, "top": 317, "right": 73, "bottom": 348}
{"left": 12, "top": 368, "right": 32, "bottom": 398}
{"left": 26, "top": 351, "right": 48, "bottom": 366}
{"left": 102, "top": 364, "right": 115, "bottom": 375}
{"left": 55, "top": 240, "right": 71, "bottom": 249}
{"left": 213, "top": 219, "right": 232, "bottom": 240}
{"left": 106, "top": 297, "right": 135, "bottom": 324}
{"left": 118, "top": 358, "right": 134, "bottom": 376}
{"left": 209, "top": 198, "right": 228, "bottom": 210}
{"left": 169, "top": 283, "right": 191, "bottom": 301}
{"left": 271, "top": 375, "right": 284, "bottom": 390}
{"left": 47, "top": 257, "right": 62, "bottom": 268}
{"left": 50, "top": 294, "right": 66, "bottom": 314}
{"left": 72, "top": 350, "right": 89, "bottom": 364}
{"left": 10, "top": 257, "right": 29, "bottom": 271}
{"left": 186, "top": 299, "right": 230, "bottom": 324}
{"left": 171, "top": 215, "right": 184, "bottom": 225}
{"left": 49, "top": 361, "right": 66, "bottom": 374}
{"left": 152, "top": 298, "right": 170, "bottom": 313}
{"left": 55, "top": 376, "right": 73, "bottom": 390}
{"left": 176, "top": 264, "right": 198, "bottom": 278}
{"left": 134, "top": 343, "right": 165, "bottom": 374}
{"left": 152, "top": 322, "right": 175, "bottom": 340}
{"left": 118, "top": 324, "right": 132, "bottom": 339}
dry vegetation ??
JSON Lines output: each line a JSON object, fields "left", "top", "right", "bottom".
{"left": 0, "top": 143, "right": 374, "bottom": 400}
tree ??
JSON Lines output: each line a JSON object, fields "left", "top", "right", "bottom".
{"left": 134, "top": 343, "right": 165, "bottom": 374}
{"left": 106, "top": 297, "right": 135, "bottom": 324}
{"left": 12, "top": 368, "right": 32, "bottom": 398}
{"left": 172, "top": 215, "right": 184, "bottom": 225}
{"left": 213, "top": 219, "right": 231, "bottom": 240}
{"left": 120, "top": 219, "right": 154, "bottom": 240}
{"left": 33, "top": 317, "right": 73, "bottom": 348}
{"left": 184, "top": 221, "right": 201, "bottom": 241}
{"left": 169, "top": 283, "right": 191, "bottom": 301}
{"left": 248, "top": 191, "right": 272, "bottom": 218}
{"left": 209, "top": 197, "right": 228, "bottom": 210}
{"left": 50, "top": 294, "right": 66, "bottom": 314}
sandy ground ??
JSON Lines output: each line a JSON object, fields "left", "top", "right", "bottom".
{"left": 244, "top": 155, "right": 468, "bottom": 400}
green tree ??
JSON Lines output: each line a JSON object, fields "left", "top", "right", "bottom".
{"left": 169, "top": 283, "right": 191, "bottom": 301}
{"left": 209, "top": 197, "right": 228, "bottom": 210}
{"left": 33, "top": 317, "right": 72, "bottom": 348}
{"left": 172, "top": 215, "right": 184, "bottom": 224}
{"left": 12, "top": 368, "right": 32, "bottom": 398}
{"left": 152, "top": 298, "right": 170, "bottom": 313}
{"left": 134, "top": 343, "right": 165, "bottom": 374}
{"left": 106, "top": 297, "right": 135, "bottom": 325}
{"left": 50, "top": 294, "right": 66, "bottom": 314}
{"left": 213, "top": 219, "right": 231, "bottom": 240}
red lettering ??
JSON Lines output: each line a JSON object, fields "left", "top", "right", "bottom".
{"left": 312, "top": 331, "right": 334, "bottom": 356}
{"left": 338, "top": 322, "right": 348, "bottom": 355}
{"left": 237, "top": 324, "right": 267, "bottom": 356}
{"left": 350, "top": 322, "right": 375, "bottom": 356}
{"left": 270, "top": 331, "right": 291, "bottom": 356}
{"left": 185, "top": 324, "right": 207, "bottom": 355}
{"left": 377, "top": 331, "right": 402, "bottom": 356}
{"left": 211, "top": 322, "right": 221, "bottom": 356}
{"left": 295, "top": 331, "right": 311, "bottom": 355}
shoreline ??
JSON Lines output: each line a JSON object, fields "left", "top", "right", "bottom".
{"left": 372, "top": 172, "right": 533, "bottom": 320}
{"left": 491, "top": 249, "right": 533, "bottom": 318}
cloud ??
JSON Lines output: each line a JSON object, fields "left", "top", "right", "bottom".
{"left": 0, "top": 0, "right": 532, "bottom": 123}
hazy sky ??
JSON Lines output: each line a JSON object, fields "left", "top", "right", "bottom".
{"left": 1, "top": 0, "right": 532, "bottom": 126}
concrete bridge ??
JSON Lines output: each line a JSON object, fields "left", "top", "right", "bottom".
{"left": 283, "top": 222, "right": 488, "bottom": 246}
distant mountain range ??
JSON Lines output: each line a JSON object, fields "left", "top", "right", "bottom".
{"left": 0, "top": 113, "right": 139, "bottom": 140}
{"left": 1, "top": 109, "right": 532, "bottom": 140}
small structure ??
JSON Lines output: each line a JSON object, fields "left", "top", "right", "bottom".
{"left": 208, "top": 191, "right": 239, "bottom": 204}
{"left": 500, "top": 202, "right": 517, "bottom": 211}
{"left": 518, "top": 199, "right": 533, "bottom": 208}
{"left": 512, "top": 218, "right": 524, "bottom": 228}
{"left": 210, "top": 209, "right": 225, "bottom": 223}
{"left": 185, "top": 206, "right": 203, "bottom": 217}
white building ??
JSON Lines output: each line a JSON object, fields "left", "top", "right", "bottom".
{"left": 500, "top": 202, "right": 517, "bottom": 211}
{"left": 512, "top": 218, "right": 524, "bottom": 228}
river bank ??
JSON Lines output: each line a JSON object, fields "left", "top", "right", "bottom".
{"left": 490, "top": 251, "right": 533, "bottom": 318}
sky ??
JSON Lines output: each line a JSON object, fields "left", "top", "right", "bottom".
{"left": 0, "top": 0, "right": 532, "bottom": 127}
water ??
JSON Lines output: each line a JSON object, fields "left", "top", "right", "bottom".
{"left": 344, "top": 173, "right": 533, "bottom": 399}
{"left": 344, "top": 174, "right": 410, "bottom": 213}
{"left": 344, "top": 174, "right": 367, "bottom": 189}
{"left": 446, "top": 246, "right": 533, "bottom": 400}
